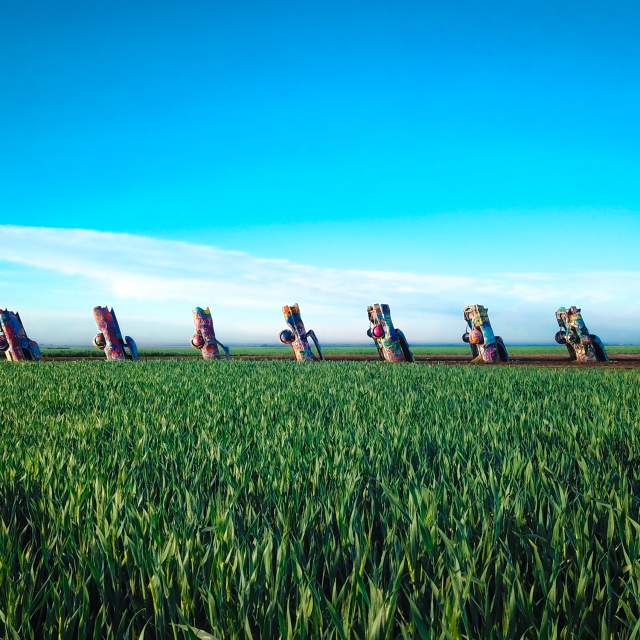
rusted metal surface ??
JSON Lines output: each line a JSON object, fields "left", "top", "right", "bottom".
{"left": 367, "top": 303, "right": 413, "bottom": 362}
{"left": 0, "top": 309, "right": 41, "bottom": 362}
{"left": 280, "top": 304, "right": 323, "bottom": 362}
{"left": 462, "top": 304, "right": 509, "bottom": 363}
{"left": 93, "top": 306, "right": 139, "bottom": 361}
{"left": 191, "top": 307, "right": 230, "bottom": 360}
{"left": 554, "top": 306, "right": 608, "bottom": 363}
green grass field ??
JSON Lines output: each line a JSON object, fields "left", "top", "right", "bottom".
{"left": 41, "top": 344, "right": 640, "bottom": 359}
{"left": 1, "top": 360, "right": 639, "bottom": 637}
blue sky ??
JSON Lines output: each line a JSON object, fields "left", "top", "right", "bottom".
{"left": 1, "top": 1, "right": 639, "bottom": 344}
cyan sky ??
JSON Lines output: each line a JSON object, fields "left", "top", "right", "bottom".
{"left": 1, "top": 1, "right": 639, "bottom": 343}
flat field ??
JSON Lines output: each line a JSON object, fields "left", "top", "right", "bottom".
{"left": 41, "top": 344, "right": 640, "bottom": 361}
{"left": 1, "top": 361, "right": 640, "bottom": 637}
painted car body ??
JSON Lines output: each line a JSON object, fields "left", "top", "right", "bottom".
{"left": 555, "top": 306, "right": 608, "bottom": 362}
{"left": 93, "top": 306, "right": 139, "bottom": 361}
{"left": 0, "top": 309, "right": 41, "bottom": 361}
{"left": 367, "top": 303, "right": 413, "bottom": 362}
{"left": 462, "top": 304, "right": 509, "bottom": 363}
{"left": 280, "top": 304, "right": 323, "bottom": 361}
{"left": 191, "top": 306, "right": 230, "bottom": 360}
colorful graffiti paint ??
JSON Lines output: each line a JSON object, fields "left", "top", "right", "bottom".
{"left": 462, "top": 304, "right": 509, "bottom": 363}
{"left": 366, "top": 304, "right": 414, "bottom": 362}
{"left": 191, "top": 307, "right": 230, "bottom": 360}
{"left": 279, "top": 304, "right": 323, "bottom": 362}
{"left": 555, "top": 306, "right": 608, "bottom": 362}
{"left": 0, "top": 309, "right": 41, "bottom": 362}
{"left": 93, "top": 306, "right": 139, "bottom": 361}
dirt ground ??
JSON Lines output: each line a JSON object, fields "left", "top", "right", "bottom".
{"left": 44, "top": 353, "right": 640, "bottom": 368}
{"left": 240, "top": 353, "right": 640, "bottom": 368}
{"left": 412, "top": 353, "right": 640, "bottom": 368}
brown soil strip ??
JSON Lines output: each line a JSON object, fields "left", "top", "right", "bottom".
{"left": 42, "top": 354, "right": 640, "bottom": 368}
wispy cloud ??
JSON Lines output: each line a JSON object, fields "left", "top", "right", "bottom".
{"left": 0, "top": 225, "right": 638, "bottom": 345}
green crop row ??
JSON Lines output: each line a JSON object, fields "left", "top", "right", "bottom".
{"left": 1, "top": 361, "right": 639, "bottom": 638}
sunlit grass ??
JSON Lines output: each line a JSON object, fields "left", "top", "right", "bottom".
{"left": 1, "top": 361, "right": 639, "bottom": 637}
